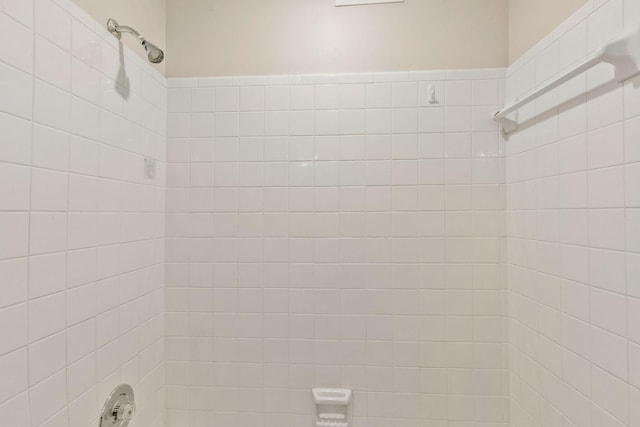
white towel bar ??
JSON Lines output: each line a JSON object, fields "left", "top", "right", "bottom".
{"left": 494, "top": 25, "right": 640, "bottom": 134}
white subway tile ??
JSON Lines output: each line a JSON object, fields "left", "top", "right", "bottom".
{"left": 340, "top": 109, "right": 365, "bottom": 135}
{"left": 0, "top": 1, "right": 33, "bottom": 29}
{"left": 239, "top": 86, "right": 264, "bottom": 112}
{"left": 28, "top": 369, "right": 66, "bottom": 426}
{"left": 0, "top": 164, "right": 30, "bottom": 211}
{"left": 290, "top": 85, "right": 314, "bottom": 110}
{"left": 190, "top": 113, "right": 215, "bottom": 137}
{"left": 587, "top": 85, "right": 623, "bottom": 131}
{"left": 29, "top": 213, "right": 67, "bottom": 255}
{"left": 265, "top": 86, "right": 290, "bottom": 111}
{"left": 70, "top": 96, "right": 99, "bottom": 141}
{"left": 628, "top": 349, "right": 640, "bottom": 406}
{"left": 366, "top": 83, "right": 392, "bottom": 108}
{"left": 392, "top": 82, "right": 418, "bottom": 108}
{"left": 71, "top": 19, "right": 100, "bottom": 68}
{"left": 28, "top": 292, "right": 65, "bottom": 342}
{"left": 66, "top": 318, "right": 95, "bottom": 362}
{"left": 168, "top": 88, "right": 190, "bottom": 113}
{"left": 629, "top": 254, "right": 640, "bottom": 299}
{"left": 588, "top": 209, "right": 625, "bottom": 251}
{"left": 588, "top": 123, "right": 624, "bottom": 169}
{"left": 33, "top": 80, "right": 70, "bottom": 131}
{"left": 31, "top": 125, "right": 69, "bottom": 171}
{"left": 562, "top": 349, "right": 591, "bottom": 396}
{"left": 587, "top": 0, "right": 624, "bottom": 53}
{"left": 28, "top": 253, "right": 66, "bottom": 299}
{"left": 214, "top": 112, "right": 238, "bottom": 137}
{"left": 340, "top": 84, "right": 366, "bottom": 109}
{"left": 418, "top": 107, "right": 444, "bottom": 133}
{"left": 392, "top": 108, "right": 418, "bottom": 134}
{"left": 0, "top": 62, "right": 33, "bottom": 119}
{"left": 535, "top": 42, "right": 559, "bottom": 85}
{"left": 0, "top": 113, "right": 31, "bottom": 165}
{"left": 71, "top": 58, "right": 100, "bottom": 104}
{"left": 34, "top": 36, "right": 71, "bottom": 91}
{"left": 445, "top": 80, "right": 471, "bottom": 106}
{"left": 472, "top": 79, "right": 499, "bottom": 106}
{"left": 588, "top": 166, "right": 625, "bottom": 208}
{"left": 190, "top": 87, "right": 214, "bottom": 112}
{"left": 30, "top": 169, "right": 68, "bottom": 212}
{"left": 0, "top": 258, "right": 27, "bottom": 309}
{"left": 589, "top": 248, "right": 627, "bottom": 294}
{"left": 0, "top": 304, "right": 27, "bottom": 356}
{"left": 558, "top": 99, "right": 587, "bottom": 139}
{"left": 315, "top": 84, "right": 339, "bottom": 110}
{"left": 591, "top": 365, "right": 629, "bottom": 424}
{"left": 625, "top": 116, "right": 640, "bottom": 163}
{"left": 0, "top": 213, "right": 29, "bottom": 260}
{"left": 28, "top": 331, "right": 66, "bottom": 385}
{"left": 0, "top": 393, "right": 30, "bottom": 426}
{"left": 35, "top": 0, "right": 71, "bottom": 51}
{"left": 311, "top": 110, "right": 335, "bottom": 135}
{"left": 626, "top": 162, "right": 640, "bottom": 207}
{"left": 558, "top": 134, "right": 587, "bottom": 173}
{"left": 215, "top": 86, "right": 239, "bottom": 111}
{"left": 591, "top": 325, "right": 628, "bottom": 380}
{"left": 0, "top": 11, "right": 34, "bottom": 73}
{"left": 0, "top": 348, "right": 28, "bottom": 404}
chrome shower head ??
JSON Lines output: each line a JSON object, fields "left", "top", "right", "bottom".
{"left": 107, "top": 19, "right": 165, "bottom": 64}
{"left": 142, "top": 40, "right": 165, "bottom": 64}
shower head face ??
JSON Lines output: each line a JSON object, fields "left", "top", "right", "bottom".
{"left": 143, "top": 41, "right": 165, "bottom": 64}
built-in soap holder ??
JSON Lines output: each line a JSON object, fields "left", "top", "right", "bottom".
{"left": 312, "top": 388, "right": 352, "bottom": 427}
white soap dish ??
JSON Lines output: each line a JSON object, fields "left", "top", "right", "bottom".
{"left": 312, "top": 388, "right": 352, "bottom": 427}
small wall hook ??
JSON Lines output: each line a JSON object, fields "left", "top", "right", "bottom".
{"left": 428, "top": 84, "right": 438, "bottom": 104}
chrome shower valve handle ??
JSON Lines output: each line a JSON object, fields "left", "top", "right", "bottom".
{"left": 100, "top": 384, "right": 137, "bottom": 427}
{"left": 113, "top": 402, "right": 136, "bottom": 423}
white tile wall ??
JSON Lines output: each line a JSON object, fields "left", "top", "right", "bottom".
{"left": 166, "top": 69, "right": 508, "bottom": 427}
{"left": 4, "top": 0, "right": 633, "bottom": 425}
{"left": 0, "top": 0, "right": 166, "bottom": 426}
{"left": 506, "top": 1, "right": 640, "bottom": 426}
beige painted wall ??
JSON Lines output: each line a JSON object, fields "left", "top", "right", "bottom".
{"left": 68, "top": 0, "right": 588, "bottom": 79}
{"left": 72, "top": 0, "right": 166, "bottom": 74}
{"left": 166, "top": 0, "right": 508, "bottom": 77}
{"left": 509, "top": 0, "right": 588, "bottom": 63}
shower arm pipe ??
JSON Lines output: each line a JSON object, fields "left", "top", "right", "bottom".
{"left": 107, "top": 19, "right": 146, "bottom": 43}
{"left": 494, "top": 24, "right": 640, "bottom": 134}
